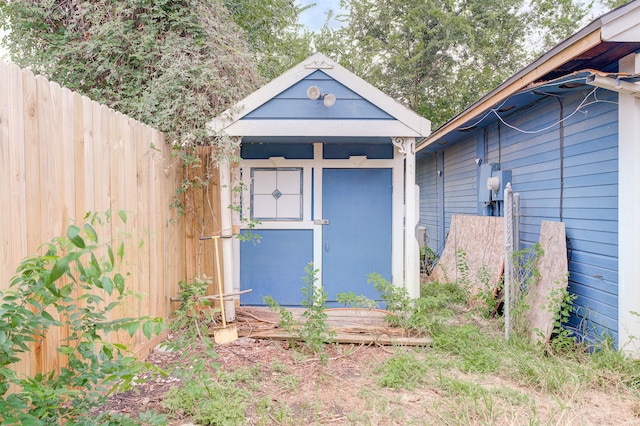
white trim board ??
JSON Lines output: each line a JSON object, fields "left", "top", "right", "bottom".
{"left": 618, "top": 52, "right": 640, "bottom": 354}
{"left": 221, "top": 119, "right": 424, "bottom": 138}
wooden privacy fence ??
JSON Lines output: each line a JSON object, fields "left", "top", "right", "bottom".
{"left": 182, "top": 146, "right": 223, "bottom": 296}
{"left": 0, "top": 60, "right": 189, "bottom": 378}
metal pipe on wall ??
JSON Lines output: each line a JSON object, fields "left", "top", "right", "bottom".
{"left": 504, "top": 183, "right": 513, "bottom": 341}
{"left": 514, "top": 192, "right": 520, "bottom": 252}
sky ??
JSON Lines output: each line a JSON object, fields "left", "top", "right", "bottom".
{"left": 297, "top": 0, "right": 346, "bottom": 32}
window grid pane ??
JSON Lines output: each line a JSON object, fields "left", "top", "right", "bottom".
{"left": 251, "top": 168, "right": 303, "bottom": 221}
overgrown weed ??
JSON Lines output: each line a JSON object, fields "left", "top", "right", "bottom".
{"left": 264, "top": 263, "right": 336, "bottom": 364}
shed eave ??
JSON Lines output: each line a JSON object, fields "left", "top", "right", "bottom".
{"left": 219, "top": 119, "right": 423, "bottom": 138}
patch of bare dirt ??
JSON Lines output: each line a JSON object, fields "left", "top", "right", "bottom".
{"left": 96, "top": 308, "right": 640, "bottom": 425}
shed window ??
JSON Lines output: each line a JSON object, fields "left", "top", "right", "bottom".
{"left": 251, "top": 168, "right": 303, "bottom": 220}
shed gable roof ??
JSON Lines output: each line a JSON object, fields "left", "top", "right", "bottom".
{"left": 209, "top": 53, "right": 430, "bottom": 138}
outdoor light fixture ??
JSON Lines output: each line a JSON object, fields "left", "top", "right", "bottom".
{"left": 306, "top": 85, "right": 337, "bottom": 107}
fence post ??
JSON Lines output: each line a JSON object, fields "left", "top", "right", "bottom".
{"left": 504, "top": 183, "right": 513, "bottom": 341}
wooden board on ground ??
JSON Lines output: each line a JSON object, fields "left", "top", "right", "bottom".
{"left": 234, "top": 307, "right": 429, "bottom": 346}
{"left": 525, "top": 221, "right": 569, "bottom": 344}
{"left": 246, "top": 329, "right": 431, "bottom": 346}
{"left": 428, "top": 215, "right": 504, "bottom": 293}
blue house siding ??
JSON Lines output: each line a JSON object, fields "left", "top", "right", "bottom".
{"left": 417, "top": 89, "right": 619, "bottom": 343}
{"left": 443, "top": 141, "right": 477, "bottom": 231}
{"left": 417, "top": 152, "right": 443, "bottom": 253}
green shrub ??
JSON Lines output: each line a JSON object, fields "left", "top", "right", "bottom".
{"left": 0, "top": 212, "right": 163, "bottom": 425}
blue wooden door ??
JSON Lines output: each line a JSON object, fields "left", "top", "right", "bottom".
{"left": 322, "top": 168, "right": 392, "bottom": 303}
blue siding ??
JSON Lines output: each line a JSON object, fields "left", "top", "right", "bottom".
{"left": 417, "top": 89, "right": 619, "bottom": 344}
{"left": 417, "top": 153, "right": 443, "bottom": 253}
{"left": 240, "top": 230, "right": 314, "bottom": 306}
{"left": 494, "top": 91, "right": 619, "bottom": 344}
{"left": 443, "top": 139, "right": 477, "bottom": 231}
{"left": 244, "top": 70, "right": 394, "bottom": 120}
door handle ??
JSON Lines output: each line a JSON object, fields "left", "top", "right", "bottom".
{"left": 314, "top": 219, "right": 329, "bottom": 225}
{"left": 325, "top": 242, "right": 329, "bottom": 252}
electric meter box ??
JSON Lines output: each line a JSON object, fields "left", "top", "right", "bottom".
{"left": 478, "top": 163, "right": 498, "bottom": 202}
{"left": 491, "top": 169, "right": 511, "bottom": 201}
{"left": 478, "top": 164, "right": 511, "bottom": 202}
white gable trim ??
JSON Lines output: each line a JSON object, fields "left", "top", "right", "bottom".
{"left": 209, "top": 53, "right": 430, "bottom": 137}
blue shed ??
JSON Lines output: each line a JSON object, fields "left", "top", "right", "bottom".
{"left": 416, "top": 1, "right": 640, "bottom": 352}
{"left": 209, "top": 53, "right": 430, "bottom": 309}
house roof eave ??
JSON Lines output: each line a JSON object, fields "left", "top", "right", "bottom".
{"left": 417, "top": 0, "right": 640, "bottom": 152}
{"left": 417, "top": 27, "right": 604, "bottom": 151}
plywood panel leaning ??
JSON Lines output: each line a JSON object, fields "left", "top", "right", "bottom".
{"left": 428, "top": 214, "right": 504, "bottom": 294}
{"left": 525, "top": 221, "right": 569, "bottom": 344}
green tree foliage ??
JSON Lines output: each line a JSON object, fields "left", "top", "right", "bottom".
{"left": 0, "top": 0, "right": 261, "bottom": 147}
{"left": 316, "top": 0, "right": 593, "bottom": 128}
{"left": 224, "top": 0, "right": 314, "bottom": 80}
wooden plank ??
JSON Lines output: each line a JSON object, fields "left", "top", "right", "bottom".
{"left": 0, "top": 62, "right": 12, "bottom": 289}
{"left": 163, "top": 139, "right": 182, "bottom": 316}
{"left": 22, "top": 70, "right": 41, "bottom": 256}
{"left": 4, "top": 62, "right": 30, "bottom": 381}
{"left": 236, "top": 307, "right": 408, "bottom": 336}
{"left": 57, "top": 87, "right": 76, "bottom": 371}
{"left": 157, "top": 132, "right": 169, "bottom": 320}
{"left": 428, "top": 214, "right": 504, "bottom": 293}
{"left": 72, "top": 92, "right": 86, "bottom": 220}
{"left": 37, "top": 76, "right": 63, "bottom": 375}
{"left": 81, "top": 97, "right": 96, "bottom": 212}
{"left": 135, "top": 120, "right": 151, "bottom": 325}
{"left": 60, "top": 87, "right": 75, "bottom": 230}
{"left": 243, "top": 329, "right": 431, "bottom": 346}
{"left": 7, "top": 62, "right": 28, "bottom": 284}
{"left": 147, "top": 126, "right": 160, "bottom": 320}
{"left": 21, "top": 68, "right": 41, "bottom": 377}
{"left": 525, "top": 221, "right": 569, "bottom": 344}
{"left": 121, "top": 114, "right": 139, "bottom": 346}
{"left": 93, "top": 104, "right": 110, "bottom": 224}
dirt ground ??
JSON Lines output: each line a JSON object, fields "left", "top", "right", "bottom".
{"left": 101, "top": 337, "right": 402, "bottom": 425}
{"left": 98, "top": 310, "right": 640, "bottom": 426}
